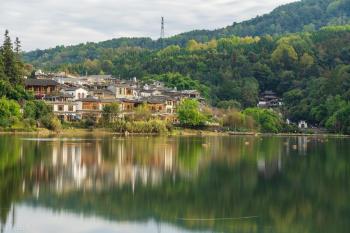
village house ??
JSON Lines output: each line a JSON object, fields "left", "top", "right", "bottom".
{"left": 44, "top": 93, "right": 74, "bottom": 102}
{"left": 257, "top": 91, "right": 282, "bottom": 108}
{"left": 61, "top": 87, "right": 89, "bottom": 100}
{"left": 298, "top": 120, "right": 308, "bottom": 129}
{"left": 25, "top": 79, "right": 60, "bottom": 98}
{"left": 76, "top": 98, "right": 103, "bottom": 120}
{"left": 89, "top": 89, "right": 116, "bottom": 100}
{"left": 49, "top": 101, "right": 79, "bottom": 121}
{"left": 108, "top": 83, "right": 139, "bottom": 99}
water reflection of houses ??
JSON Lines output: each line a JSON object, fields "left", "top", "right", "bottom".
{"left": 27, "top": 139, "right": 179, "bottom": 195}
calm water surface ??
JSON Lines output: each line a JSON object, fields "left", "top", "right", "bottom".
{"left": 0, "top": 135, "right": 349, "bottom": 233}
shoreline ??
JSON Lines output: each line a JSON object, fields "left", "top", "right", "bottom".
{"left": 0, "top": 128, "right": 349, "bottom": 138}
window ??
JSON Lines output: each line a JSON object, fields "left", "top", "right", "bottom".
{"left": 68, "top": 105, "right": 74, "bottom": 112}
{"left": 58, "top": 105, "right": 64, "bottom": 111}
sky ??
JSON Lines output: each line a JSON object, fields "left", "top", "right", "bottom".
{"left": 0, "top": 0, "right": 296, "bottom": 51}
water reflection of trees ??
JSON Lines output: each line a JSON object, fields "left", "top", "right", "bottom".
{"left": 1, "top": 136, "right": 350, "bottom": 233}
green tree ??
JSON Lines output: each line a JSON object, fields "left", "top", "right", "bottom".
{"left": 326, "top": 104, "right": 350, "bottom": 134}
{"left": 271, "top": 42, "right": 298, "bottom": 69}
{"left": 102, "top": 102, "right": 120, "bottom": 124}
{"left": 244, "top": 108, "right": 283, "bottom": 133}
{"left": 0, "top": 97, "right": 21, "bottom": 127}
{"left": 1, "top": 30, "right": 23, "bottom": 85}
{"left": 177, "top": 99, "right": 206, "bottom": 127}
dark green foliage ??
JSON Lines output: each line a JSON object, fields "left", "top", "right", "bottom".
{"left": 23, "top": 100, "right": 59, "bottom": 130}
{"left": 0, "top": 30, "right": 24, "bottom": 86}
{"left": 23, "top": 100, "right": 52, "bottom": 120}
{"left": 0, "top": 30, "right": 27, "bottom": 100}
{"left": 326, "top": 103, "right": 350, "bottom": 134}
{"left": 217, "top": 100, "right": 241, "bottom": 110}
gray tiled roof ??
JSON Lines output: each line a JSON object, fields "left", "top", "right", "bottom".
{"left": 25, "top": 79, "right": 60, "bottom": 86}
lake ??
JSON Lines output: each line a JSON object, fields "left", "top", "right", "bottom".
{"left": 0, "top": 135, "right": 349, "bottom": 233}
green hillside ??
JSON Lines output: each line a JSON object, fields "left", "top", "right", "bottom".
{"left": 23, "top": 0, "right": 350, "bottom": 67}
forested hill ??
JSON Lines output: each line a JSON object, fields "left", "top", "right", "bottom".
{"left": 23, "top": 0, "right": 350, "bottom": 67}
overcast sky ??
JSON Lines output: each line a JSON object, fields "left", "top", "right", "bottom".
{"left": 0, "top": 0, "right": 296, "bottom": 51}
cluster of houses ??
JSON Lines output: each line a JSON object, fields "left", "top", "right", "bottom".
{"left": 24, "top": 73, "right": 204, "bottom": 122}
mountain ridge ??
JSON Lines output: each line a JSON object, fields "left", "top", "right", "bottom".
{"left": 24, "top": 0, "right": 350, "bottom": 67}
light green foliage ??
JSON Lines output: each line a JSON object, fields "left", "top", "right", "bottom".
{"left": 271, "top": 43, "right": 298, "bottom": 68}
{"left": 0, "top": 97, "right": 21, "bottom": 127}
{"left": 300, "top": 53, "right": 314, "bottom": 69}
{"left": 244, "top": 108, "right": 283, "bottom": 133}
{"left": 177, "top": 99, "right": 206, "bottom": 128}
{"left": 143, "top": 72, "right": 208, "bottom": 96}
{"left": 186, "top": 39, "right": 217, "bottom": 51}
{"left": 157, "top": 45, "right": 181, "bottom": 56}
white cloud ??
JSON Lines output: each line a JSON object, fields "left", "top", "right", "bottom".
{"left": 0, "top": 0, "right": 296, "bottom": 51}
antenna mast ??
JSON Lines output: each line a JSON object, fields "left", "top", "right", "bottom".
{"left": 160, "top": 17, "right": 165, "bottom": 39}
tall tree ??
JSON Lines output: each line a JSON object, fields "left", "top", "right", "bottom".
{"left": 14, "top": 37, "right": 21, "bottom": 54}
{"left": 0, "top": 30, "right": 23, "bottom": 85}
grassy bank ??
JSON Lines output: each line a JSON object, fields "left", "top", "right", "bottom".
{"left": 1, "top": 127, "right": 349, "bottom": 138}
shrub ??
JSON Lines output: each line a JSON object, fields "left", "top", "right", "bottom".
{"left": 41, "top": 115, "right": 62, "bottom": 131}
{"left": 111, "top": 120, "right": 168, "bottom": 134}
{"left": 177, "top": 99, "right": 206, "bottom": 128}
{"left": 0, "top": 97, "right": 22, "bottom": 128}
{"left": 244, "top": 108, "right": 283, "bottom": 133}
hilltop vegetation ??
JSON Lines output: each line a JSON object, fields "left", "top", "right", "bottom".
{"left": 23, "top": 0, "right": 350, "bottom": 66}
